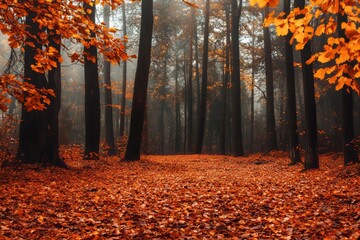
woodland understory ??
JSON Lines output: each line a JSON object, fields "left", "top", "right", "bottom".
{"left": 0, "top": 149, "right": 359, "bottom": 239}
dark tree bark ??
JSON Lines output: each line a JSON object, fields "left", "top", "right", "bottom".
{"left": 103, "top": 4, "right": 116, "bottom": 156}
{"left": 220, "top": 2, "right": 231, "bottom": 155}
{"left": 84, "top": 1, "right": 100, "bottom": 160}
{"left": 187, "top": 8, "right": 195, "bottom": 153}
{"left": 18, "top": 3, "right": 66, "bottom": 167}
{"left": 284, "top": 0, "right": 301, "bottom": 164}
{"left": 230, "top": 0, "right": 244, "bottom": 156}
{"left": 195, "top": 0, "right": 210, "bottom": 154}
{"left": 263, "top": 6, "right": 278, "bottom": 151}
{"left": 124, "top": 0, "right": 153, "bottom": 161}
{"left": 46, "top": 30, "right": 67, "bottom": 167}
{"left": 120, "top": 2, "right": 127, "bottom": 138}
{"left": 18, "top": 7, "right": 49, "bottom": 164}
{"left": 338, "top": 12, "right": 359, "bottom": 165}
{"left": 295, "top": 0, "right": 319, "bottom": 169}
{"left": 175, "top": 58, "right": 181, "bottom": 153}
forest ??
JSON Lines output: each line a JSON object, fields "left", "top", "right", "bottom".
{"left": 0, "top": 0, "right": 359, "bottom": 238}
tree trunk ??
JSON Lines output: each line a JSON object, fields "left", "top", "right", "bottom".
{"left": 120, "top": 2, "right": 127, "bottom": 138}
{"left": 195, "top": 0, "right": 210, "bottom": 154}
{"left": 84, "top": 0, "right": 100, "bottom": 160}
{"left": 338, "top": 12, "right": 359, "bottom": 165}
{"left": 17, "top": 6, "right": 49, "bottom": 164}
{"left": 220, "top": 2, "right": 231, "bottom": 155}
{"left": 103, "top": 4, "right": 116, "bottom": 156}
{"left": 230, "top": 0, "right": 244, "bottom": 156}
{"left": 284, "top": 0, "right": 301, "bottom": 164}
{"left": 187, "top": 8, "right": 194, "bottom": 153}
{"left": 263, "top": 6, "right": 278, "bottom": 151}
{"left": 175, "top": 58, "right": 181, "bottom": 153}
{"left": 124, "top": 0, "right": 153, "bottom": 161}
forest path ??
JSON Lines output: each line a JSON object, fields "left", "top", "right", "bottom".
{"left": 0, "top": 153, "right": 359, "bottom": 239}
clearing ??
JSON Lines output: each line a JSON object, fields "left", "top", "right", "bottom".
{"left": 0, "top": 153, "right": 359, "bottom": 239}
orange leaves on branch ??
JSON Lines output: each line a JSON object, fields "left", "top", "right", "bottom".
{"left": 249, "top": 0, "right": 279, "bottom": 8}
{"left": 254, "top": 0, "right": 360, "bottom": 93}
{"left": 0, "top": 74, "right": 54, "bottom": 112}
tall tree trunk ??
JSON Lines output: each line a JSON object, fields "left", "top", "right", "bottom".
{"left": 220, "top": 2, "right": 231, "bottom": 155}
{"left": 263, "top": 6, "right": 278, "bottom": 151}
{"left": 187, "top": 8, "right": 194, "bottom": 153}
{"left": 84, "top": 0, "right": 100, "bottom": 160}
{"left": 103, "top": 4, "right": 116, "bottom": 156}
{"left": 230, "top": 0, "right": 244, "bottom": 156}
{"left": 124, "top": 0, "right": 153, "bottom": 161}
{"left": 175, "top": 58, "right": 181, "bottom": 153}
{"left": 295, "top": 0, "right": 318, "bottom": 169}
{"left": 17, "top": 5, "right": 48, "bottom": 164}
{"left": 194, "top": 12, "right": 201, "bottom": 134}
{"left": 46, "top": 27, "right": 67, "bottom": 167}
{"left": 120, "top": 2, "right": 127, "bottom": 138}
{"left": 338, "top": 12, "right": 359, "bottom": 165}
{"left": 284, "top": 0, "right": 301, "bottom": 164}
{"left": 195, "top": 0, "right": 210, "bottom": 154}
{"left": 250, "top": 42, "right": 255, "bottom": 153}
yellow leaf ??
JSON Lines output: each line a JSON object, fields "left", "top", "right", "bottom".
{"left": 315, "top": 24, "right": 325, "bottom": 36}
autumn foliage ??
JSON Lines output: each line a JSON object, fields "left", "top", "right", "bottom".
{"left": 0, "top": 0, "right": 129, "bottom": 112}
{"left": 253, "top": 0, "right": 360, "bottom": 93}
{"left": 0, "top": 154, "right": 359, "bottom": 238}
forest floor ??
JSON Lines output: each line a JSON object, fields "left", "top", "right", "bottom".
{"left": 0, "top": 151, "right": 359, "bottom": 239}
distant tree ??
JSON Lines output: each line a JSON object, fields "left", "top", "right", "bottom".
{"left": 195, "top": 0, "right": 210, "bottom": 154}
{"left": 124, "top": 0, "right": 154, "bottom": 161}
{"left": 187, "top": 8, "right": 195, "bottom": 153}
{"left": 120, "top": 2, "right": 128, "bottom": 138}
{"left": 83, "top": 1, "right": 100, "bottom": 160}
{"left": 103, "top": 4, "right": 116, "bottom": 156}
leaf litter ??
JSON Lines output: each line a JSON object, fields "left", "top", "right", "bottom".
{"left": 0, "top": 152, "right": 359, "bottom": 239}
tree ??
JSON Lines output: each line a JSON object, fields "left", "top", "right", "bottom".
{"left": 103, "top": 4, "right": 116, "bottom": 156}
{"left": 83, "top": 1, "right": 100, "bottom": 160}
{"left": 124, "top": 0, "right": 154, "bottom": 161}
{"left": 195, "top": 0, "right": 210, "bottom": 154}
{"left": 17, "top": 5, "right": 52, "bottom": 164}
{"left": 263, "top": 5, "right": 277, "bottom": 151}
{"left": 187, "top": 8, "right": 195, "bottom": 153}
{"left": 230, "top": 0, "right": 244, "bottom": 156}
{"left": 294, "top": 0, "right": 319, "bottom": 169}
{"left": 338, "top": 12, "right": 359, "bottom": 165}
{"left": 120, "top": 1, "right": 128, "bottom": 138}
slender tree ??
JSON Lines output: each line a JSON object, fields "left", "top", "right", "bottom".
{"left": 263, "top": 6, "right": 278, "bottom": 151}
{"left": 120, "top": 1, "right": 127, "bottom": 138}
{"left": 220, "top": 1, "right": 231, "bottom": 155}
{"left": 230, "top": 0, "right": 244, "bottom": 156}
{"left": 124, "top": 0, "right": 153, "bottom": 161}
{"left": 283, "top": 0, "right": 301, "bottom": 164}
{"left": 338, "top": 11, "right": 359, "bottom": 165}
{"left": 195, "top": 0, "right": 210, "bottom": 153}
{"left": 103, "top": 4, "right": 116, "bottom": 156}
{"left": 187, "top": 8, "right": 195, "bottom": 153}
{"left": 294, "top": 0, "right": 319, "bottom": 169}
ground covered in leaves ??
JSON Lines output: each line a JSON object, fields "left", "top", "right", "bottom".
{"left": 0, "top": 152, "right": 359, "bottom": 239}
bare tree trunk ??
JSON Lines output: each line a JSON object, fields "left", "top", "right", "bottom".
{"left": 263, "top": 6, "right": 278, "bottom": 151}
{"left": 120, "top": 2, "right": 127, "bottom": 138}
{"left": 84, "top": 0, "right": 100, "bottom": 160}
{"left": 187, "top": 8, "right": 194, "bottom": 153}
{"left": 195, "top": 0, "right": 210, "bottom": 154}
{"left": 284, "top": 0, "right": 301, "bottom": 164}
{"left": 230, "top": 0, "right": 244, "bottom": 156}
{"left": 103, "top": 4, "right": 116, "bottom": 156}
{"left": 124, "top": 0, "right": 153, "bottom": 161}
